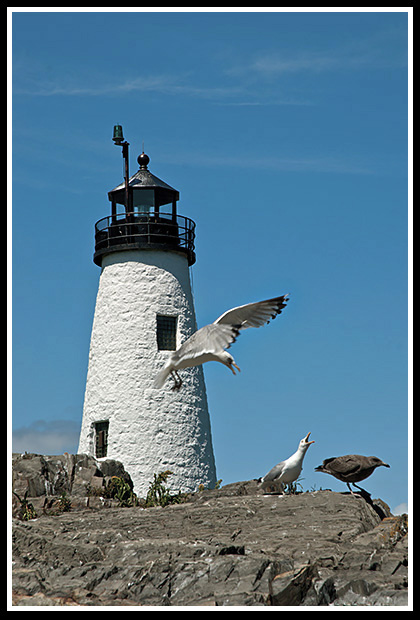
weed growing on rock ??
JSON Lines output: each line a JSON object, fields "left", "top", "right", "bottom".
{"left": 86, "top": 476, "right": 139, "bottom": 507}
{"left": 13, "top": 490, "right": 37, "bottom": 521}
{"left": 145, "top": 471, "right": 187, "bottom": 508}
{"left": 104, "top": 476, "right": 139, "bottom": 507}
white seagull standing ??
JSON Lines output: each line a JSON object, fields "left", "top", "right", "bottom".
{"left": 260, "top": 432, "right": 315, "bottom": 494}
{"left": 153, "top": 295, "right": 289, "bottom": 390}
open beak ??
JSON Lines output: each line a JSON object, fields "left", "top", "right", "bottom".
{"left": 304, "top": 432, "right": 315, "bottom": 445}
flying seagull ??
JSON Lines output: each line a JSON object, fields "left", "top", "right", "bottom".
{"left": 315, "top": 455, "right": 390, "bottom": 495}
{"left": 260, "top": 432, "right": 315, "bottom": 494}
{"left": 153, "top": 294, "right": 289, "bottom": 390}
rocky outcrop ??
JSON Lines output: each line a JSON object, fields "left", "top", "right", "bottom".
{"left": 12, "top": 453, "right": 134, "bottom": 514}
{"left": 11, "top": 455, "right": 408, "bottom": 607}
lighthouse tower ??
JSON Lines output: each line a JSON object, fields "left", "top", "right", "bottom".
{"left": 78, "top": 126, "right": 217, "bottom": 496}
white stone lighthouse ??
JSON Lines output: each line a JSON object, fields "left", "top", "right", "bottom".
{"left": 78, "top": 127, "right": 217, "bottom": 496}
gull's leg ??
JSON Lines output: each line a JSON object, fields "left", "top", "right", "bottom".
{"left": 171, "top": 371, "right": 183, "bottom": 391}
{"left": 353, "top": 483, "right": 371, "bottom": 497}
{"left": 229, "top": 361, "right": 241, "bottom": 375}
{"left": 347, "top": 482, "right": 357, "bottom": 495}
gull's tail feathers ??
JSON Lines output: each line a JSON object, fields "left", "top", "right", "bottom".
{"left": 153, "top": 366, "right": 172, "bottom": 389}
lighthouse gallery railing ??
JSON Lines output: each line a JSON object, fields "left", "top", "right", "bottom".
{"left": 94, "top": 211, "right": 196, "bottom": 265}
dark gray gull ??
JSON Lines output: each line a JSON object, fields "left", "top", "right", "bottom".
{"left": 153, "top": 295, "right": 289, "bottom": 390}
{"left": 260, "top": 432, "right": 315, "bottom": 494}
{"left": 315, "top": 455, "right": 390, "bottom": 495}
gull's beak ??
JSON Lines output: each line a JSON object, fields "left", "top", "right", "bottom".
{"left": 304, "top": 432, "right": 315, "bottom": 445}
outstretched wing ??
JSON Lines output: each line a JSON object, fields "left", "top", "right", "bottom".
{"left": 214, "top": 295, "right": 289, "bottom": 330}
{"left": 172, "top": 323, "right": 241, "bottom": 363}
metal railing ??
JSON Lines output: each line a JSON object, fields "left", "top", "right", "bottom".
{"left": 93, "top": 211, "right": 196, "bottom": 265}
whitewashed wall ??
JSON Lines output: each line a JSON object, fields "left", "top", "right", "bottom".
{"left": 78, "top": 249, "right": 217, "bottom": 496}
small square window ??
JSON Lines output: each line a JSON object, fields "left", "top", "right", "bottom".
{"left": 156, "top": 315, "right": 177, "bottom": 351}
{"left": 95, "top": 421, "right": 109, "bottom": 458}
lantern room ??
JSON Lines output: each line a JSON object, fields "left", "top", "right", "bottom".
{"left": 93, "top": 126, "right": 196, "bottom": 267}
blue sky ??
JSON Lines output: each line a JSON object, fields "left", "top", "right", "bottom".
{"left": 10, "top": 9, "right": 411, "bottom": 514}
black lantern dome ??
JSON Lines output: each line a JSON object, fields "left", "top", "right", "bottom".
{"left": 93, "top": 148, "right": 196, "bottom": 267}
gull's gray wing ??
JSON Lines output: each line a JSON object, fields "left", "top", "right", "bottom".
{"left": 214, "top": 295, "right": 289, "bottom": 330}
{"left": 262, "top": 460, "right": 287, "bottom": 482}
{"left": 171, "top": 323, "right": 240, "bottom": 363}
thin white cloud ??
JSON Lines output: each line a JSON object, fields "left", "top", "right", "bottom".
{"left": 13, "top": 419, "right": 80, "bottom": 455}
{"left": 15, "top": 76, "right": 311, "bottom": 107}
{"left": 213, "top": 98, "right": 314, "bottom": 107}
{"left": 228, "top": 28, "right": 407, "bottom": 78}
{"left": 164, "top": 150, "right": 374, "bottom": 175}
{"left": 393, "top": 502, "right": 408, "bottom": 515}
{"left": 250, "top": 52, "right": 339, "bottom": 75}
{"left": 14, "top": 74, "right": 173, "bottom": 97}
{"left": 14, "top": 72, "right": 243, "bottom": 100}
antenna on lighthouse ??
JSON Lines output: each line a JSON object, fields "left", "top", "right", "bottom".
{"left": 112, "top": 124, "right": 130, "bottom": 217}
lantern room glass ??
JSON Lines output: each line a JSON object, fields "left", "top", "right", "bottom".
{"left": 132, "top": 188, "right": 155, "bottom": 215}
